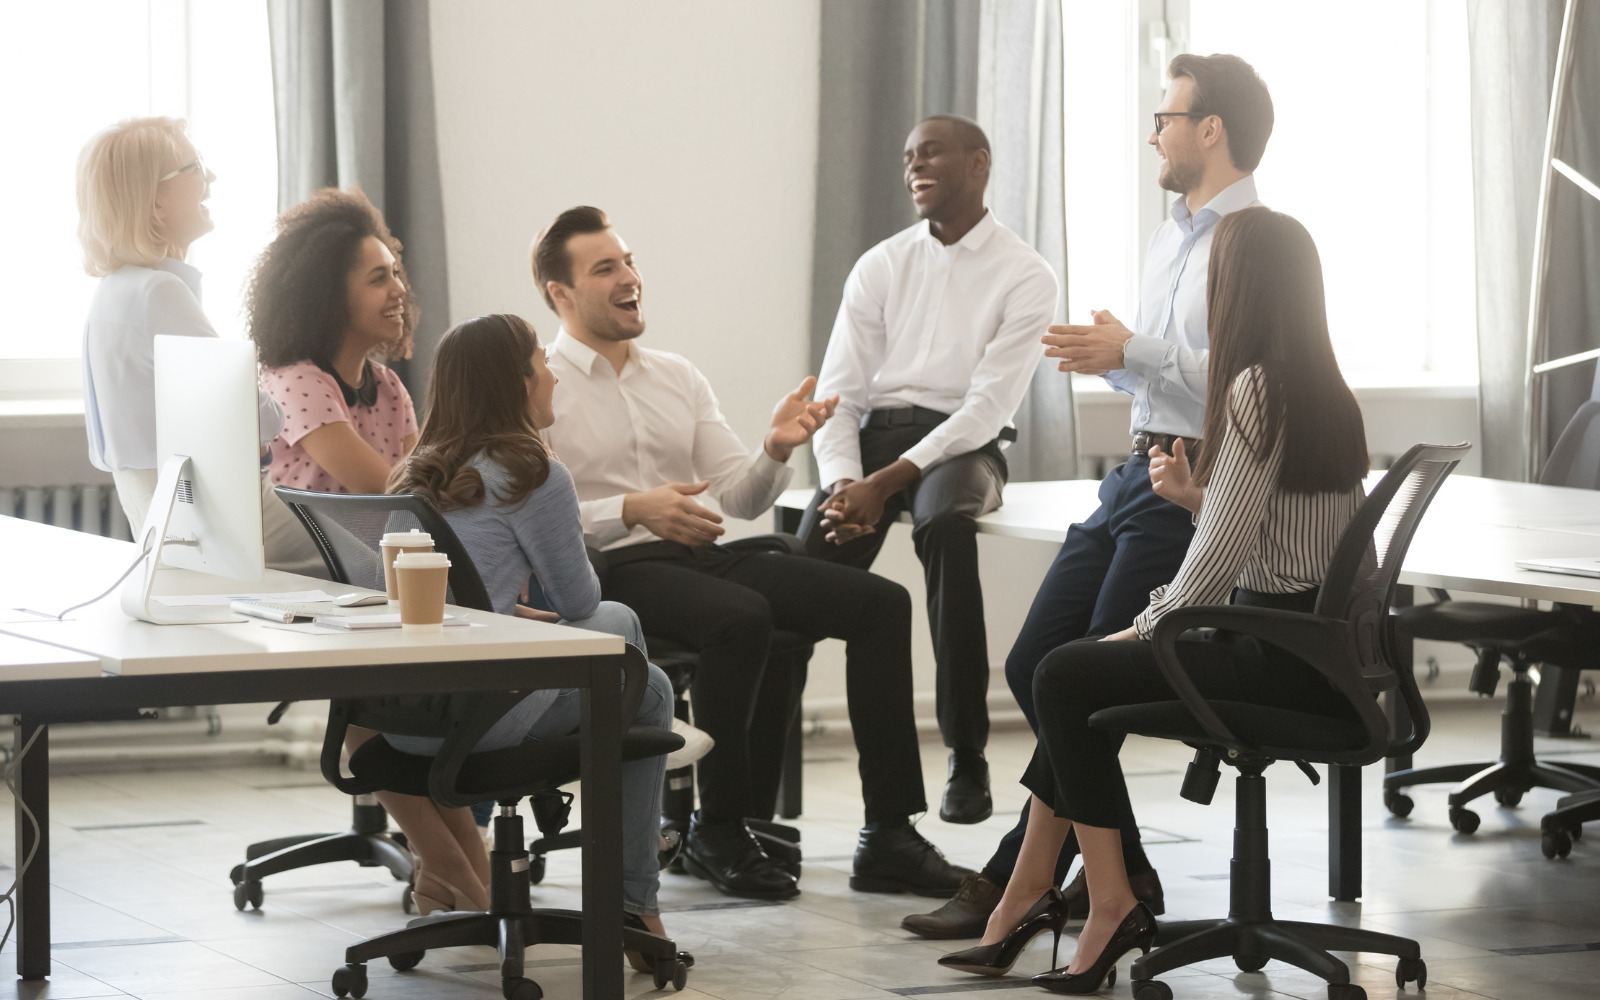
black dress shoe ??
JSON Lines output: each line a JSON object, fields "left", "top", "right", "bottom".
{"left": 681, "top": 813, "right": 799, "bottom": 900}
{"left": 902, "top": 872, "right": 1002, "bottom": 939}
{"left": 940, "top": 749, "right": 993, "bottom": 824}
{"left": 851, "top": 822, "right": 973, "bottom": 897}
{"left": 1031, "top": 900, "right": 1157, "bottom": 994}
{"left": 1059, "top": 866, "right": 1165, "bottom": 918}
{"left": 746, "top": 819, "right": 802, "bottom": 881}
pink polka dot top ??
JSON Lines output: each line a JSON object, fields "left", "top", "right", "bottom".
{"left": 261, "top": 360, "right": 418, "bottom": 494}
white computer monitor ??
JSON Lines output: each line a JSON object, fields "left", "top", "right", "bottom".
{"left": 121, "top": 335, "right": 265, "bottom": 625}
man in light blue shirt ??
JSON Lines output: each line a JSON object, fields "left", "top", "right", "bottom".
{"left": 904, "top": 53, "right": 1274, "bottom": 940}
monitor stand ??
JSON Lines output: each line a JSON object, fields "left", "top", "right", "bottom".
{"left": 121, "top": 454, "right": 240, "bottom": 626}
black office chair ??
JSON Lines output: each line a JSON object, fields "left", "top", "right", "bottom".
{"left": 1529, "top": 615, "right": 1600, "bottom": 857}
{"left": 1091, "top": 443, "right": 1466, "bottom": 1000}
{"left": 1383, "top": 403, "right": 1600, "bottom": 833}
{"left": 230, "top": 489, "right": 492, "bottom": 911}
{"left": 528, "top": 534, "right": 818, "bottom": 882}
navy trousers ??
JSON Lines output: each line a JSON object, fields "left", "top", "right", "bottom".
{"left": 981, "top": 455, "right": 1196, "bottom": 886}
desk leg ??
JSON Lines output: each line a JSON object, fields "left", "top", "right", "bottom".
{"left": 1328, "top": 763, "right": 1361, "bottom": 902}
{"left": 14, "top": 717, "right": 50, "bottom": 979}
{"left": 579, "top": 656, "right": 624, "bottom": 1000}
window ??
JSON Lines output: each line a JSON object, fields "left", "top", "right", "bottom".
{"left": 1062, "top": 0, "right": 1477, "bottom": 382}
{"left": 0, "top": 0, "right": 277, "bottom": 384}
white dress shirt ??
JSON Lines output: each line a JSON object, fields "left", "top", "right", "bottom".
{"left": 1104, "top": 175, "right": 1261, "bottom": 438}
{"left": 544, "top": 331, "right": 794, "bottom": 551}
{"left": 82, "top": 258, "right": 283, "bottom": 471}
{"left": 812, "top": 210, "right": 1059, "bottom": 488}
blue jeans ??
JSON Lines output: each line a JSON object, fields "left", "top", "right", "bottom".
{"left": 389, "top": 602, "right": 671, "bottom": 916}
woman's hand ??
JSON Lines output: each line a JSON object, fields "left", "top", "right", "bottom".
{"left": 514, "top": 605, "right": 560, "bottom": 623}
{"left": 1149, "top": 438, "right": 1203, "bottom": 514}
{"left": 1099, "top": 626, "right": 1142, "bottom": 642}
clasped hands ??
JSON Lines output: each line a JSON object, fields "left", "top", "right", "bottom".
{"left": 1041, "top": 309, "right": 1135, "bottom": 376}
{"left": 622, "top": 377, "right": 838, "bottom": 546}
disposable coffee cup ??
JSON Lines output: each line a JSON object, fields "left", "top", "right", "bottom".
{"left": 394, "top": 551, "right": 451, "bottom": 634}
{"left": 381, "top": 529, "right": 435, "bottom": 604}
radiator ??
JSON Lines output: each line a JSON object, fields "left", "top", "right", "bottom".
{"left": 0, "top": 482, "right": 131, "bottom": 540}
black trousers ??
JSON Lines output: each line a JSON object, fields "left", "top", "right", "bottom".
{"left": 601, "top": 542, "right": 926, "bottom": 826}
{"left": 797, "top": 424, "right": 1007, "bottom": 750}
{"left": 984, "top": 456, "right": 1196, "bottom": 886}
{"left": 1022, "top": 591, "right": 1351, "bottom": 829}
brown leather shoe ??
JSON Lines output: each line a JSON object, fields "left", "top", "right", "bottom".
{"left": 1059, "top": 866, "right": 1165, "bottom": 919}
{"left": 900, "top": 872, "right": 1002, "bottom": 939}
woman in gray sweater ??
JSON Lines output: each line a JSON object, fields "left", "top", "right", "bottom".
{"left": 386, "top": 313, "right": 677, "bottom": 963}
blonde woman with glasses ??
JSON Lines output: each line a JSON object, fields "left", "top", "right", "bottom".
{"left": 75, "top": 116, "right": 320, "bottom": 573}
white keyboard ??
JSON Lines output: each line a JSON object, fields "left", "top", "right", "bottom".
{"left": 230, "top": 600, "right": 361, "bottom": 623}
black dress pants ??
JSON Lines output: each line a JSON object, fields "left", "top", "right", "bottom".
{"left": 982, "top": 455, "right": 1196, "bottom": 887}
{"left": 601, "top": 541, "right": 926, "bottom": 826}
{"left": 797, "top": 424, "right": 1006, "bottom": 750}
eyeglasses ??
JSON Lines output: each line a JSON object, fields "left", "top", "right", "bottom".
{"left": 159, "top": 156, "right": 204, "bottom": 182}
{"left": 1153, "top": 111, "right": 1209, "bottom": 136}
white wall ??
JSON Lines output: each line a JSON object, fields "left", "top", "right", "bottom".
{"left": 428, "top": 0, "right": 821, "bottom": 446}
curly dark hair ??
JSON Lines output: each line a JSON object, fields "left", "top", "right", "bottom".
{"left": 246, "top": 188, "right": 417, "bottom": 369}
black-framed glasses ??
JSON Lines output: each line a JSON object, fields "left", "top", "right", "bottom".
{"left": 1153, "top": 111, "right": 1209, "bottom": 135}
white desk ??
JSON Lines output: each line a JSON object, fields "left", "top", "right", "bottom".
{"left": 0, "top": 516, "right": 632, "bottom": 1000}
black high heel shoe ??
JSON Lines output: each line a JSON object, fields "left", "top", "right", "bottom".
{"left": 937, "top": 888, "right": 1068, "bottom": 977}
{"left": 1031, "top": 900, "right": 1158, "bottom": 994}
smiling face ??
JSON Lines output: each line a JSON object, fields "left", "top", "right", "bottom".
{"left": 153, "top": 135, "right": 215, "bottom": 252}
{"left": 344, "top": 236, "right": 408, "bottom": 354}
{"left": 554, "top": 228, "right": 644, "bottom": 342}
{"left": 525, "top": 343, "right": 559, "bottom": 429}
{"left": 1150, "top": 76, "right": 1207, "bottom": 195}
{"left": 903, "top": 118, "right": 986, "bottom": 222}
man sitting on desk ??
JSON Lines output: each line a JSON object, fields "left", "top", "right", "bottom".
{"left": 903, "top": 52, "right": 1274, "bottom": 939}
{"left": 799, "top": 115, "right": 1058, "bottom": 826}
{"left": 534, "top": 206, "right": 972, "bottom": 903}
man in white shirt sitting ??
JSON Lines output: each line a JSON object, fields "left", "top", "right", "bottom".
{"left": 801, "top": 116, "right": 1059, "bottom": 827}
{"left": 903, "top": 53, "right": 1274, "bottom": 940}
{"left": 534, "top": 206, "right": 972, "bottom": 903}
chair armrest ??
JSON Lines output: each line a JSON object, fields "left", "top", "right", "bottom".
{"left": 723, "top": 532, "right": 806, "bottom": 556}
{"left": 1384, "top": 613, "right": 1431, "bottom": 759}
{"left": 1148, "top": 604, "right": 1371, "bottom": 748}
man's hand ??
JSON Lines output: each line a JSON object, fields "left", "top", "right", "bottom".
{"left": 765, "top": 375, "right": 840, "bottom": 463}
{"left": 1042, "top": 309, "right": 1135, "bottom": 374}
{"left": 1149, "top": 438, "right": 1203, "bottom": 514}
{"left": 514, "top": 605, "right": 561, "bottom": 623}
{"left": 622, "top": 481, "right": 726, "bottom": 546}
{"left": 818, "top": 477, "right": 887, "bottom": 545}
{"left": 1099, "top": 626, "right": 1142, "bottom": 642}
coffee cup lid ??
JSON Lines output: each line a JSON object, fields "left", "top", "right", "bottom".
{"left": 382, "top": 529, "right": 434, "bottom": 546}
{"left": 393, "top": 551, "right": 451, "bottom": 569}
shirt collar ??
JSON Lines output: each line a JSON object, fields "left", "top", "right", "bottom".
{"left": 920, "top": 208, "right": 998, "bottom": 252}
{"left": 1170, "top": 174, "right": 1259, "bottom": 232}
{"left": 155, "top": 256, "right": 203, "bottom": 300}
{"left": 552, "top": 328, "right": 646, "bottom": 376}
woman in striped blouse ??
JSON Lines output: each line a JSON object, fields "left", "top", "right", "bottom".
{"left": 938, "top": 206, "right": 1369, "bottom": 991}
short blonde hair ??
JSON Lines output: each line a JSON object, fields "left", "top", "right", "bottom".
{"left": 76, "top": 117, "right": 190, "bottom": 276}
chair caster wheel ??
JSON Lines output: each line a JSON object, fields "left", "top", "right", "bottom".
{"left": 1494, "top": 787, "right": 1523, "bottom": 808}
{"left": 1236, "top": 953, "right": 1268, "bottom": 972}
{"left": 503, "top": 976, "right": 542, "bottom": 1000}
{"left": 332, "top": 963, "right": 368, "bottom": 998}
{"left": 1449, "top": 806, "right": 1480, "bottom": 834}
{"left": 653, "top": 956, "right": 690, "bottom": 991}
{"left": 1395, "top": 956, "right": 1427, "bottom": 989}
{"left": 232, "top": 879, "right": 263, "bottom": 911}
{"left": 1327, "top": 984, "right": 1366, "bottom": 1000}
{"left": 1133, "top": 980, "right": 1172, "bottom": 1000}
{"left": 389, "top": 950, "right": 425, "bottom": 971}
{"left": 1542, "top": 827, "right": 1573, "bottom": 859}
{"left": 529, "top": 854, "right": 546, "bottom": 885}
{"left": 402, "top": 883, "right": 415, "bottom": 913}
{"left": 1383, "top": 788, "right": 1414, "bottom": 818}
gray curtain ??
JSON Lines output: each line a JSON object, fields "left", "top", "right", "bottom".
{"left": 1467, "top": 0, "right": 1600, "bottom": 480}
{"left": 267, "top": 0, "right": 450, "bottom": 391}
{"left": 810, "top": 0, "right": 1074, "bottom": 482}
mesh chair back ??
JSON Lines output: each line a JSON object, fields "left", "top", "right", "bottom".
{"left": 1315, "top": 443, "right": 1470, "bottom": 689}
{"left": 1540, "top": 400, "right": 1600, "bottom": 489}
{"left": 273, "top": 487, "right": 494, "bottom": 612}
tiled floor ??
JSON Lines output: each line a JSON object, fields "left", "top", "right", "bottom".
{"left": 2, "top": 695, "right": 1599, "bottom": 1000}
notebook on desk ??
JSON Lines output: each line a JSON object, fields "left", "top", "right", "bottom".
{"left": 1514, "top": 556, "right": 1600, "bottom": 579}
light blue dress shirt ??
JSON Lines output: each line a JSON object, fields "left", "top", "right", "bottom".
{"left": 1103, "top": 175, "right": 1261, "bottom": 438}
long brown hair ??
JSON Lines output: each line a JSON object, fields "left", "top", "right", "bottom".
{"left": 1192, "top": 207, "right": 1367, "bottom": 493}
{"left": 388, "top": 314, "right": 550, "bottom": 511}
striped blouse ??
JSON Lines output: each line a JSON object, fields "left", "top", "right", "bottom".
{"left": 1133, "top": 366, "right": 1366, "bottom": 639}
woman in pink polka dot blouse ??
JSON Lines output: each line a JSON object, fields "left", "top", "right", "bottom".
{"left": 249, "top": 188, "right": 420, "bottom": 495}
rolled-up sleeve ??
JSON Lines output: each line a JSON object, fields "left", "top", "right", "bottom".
{"left": 691, "top": 369, "right": 794, "bottom": 519}
{"left": 1121, "top": 335, "right": 1208, "bottom": 409}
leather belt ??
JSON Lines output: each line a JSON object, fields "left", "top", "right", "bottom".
{"left": 1131, "top": 430, "right": 1201, "bottom": 458}
{"left": 865, "top": 406, "right": 1018, "bottom": 443}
